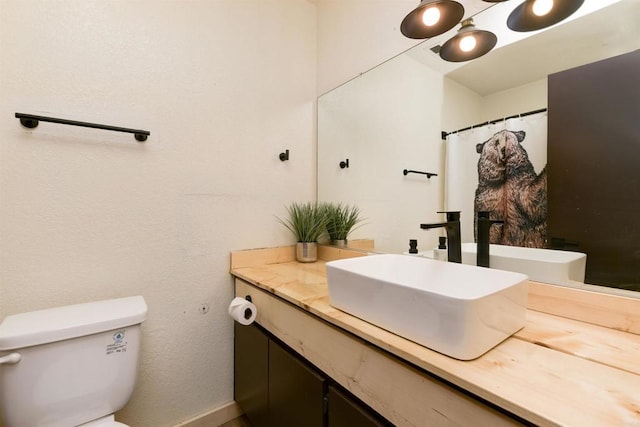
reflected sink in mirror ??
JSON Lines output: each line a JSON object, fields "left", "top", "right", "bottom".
{"left": 415, "top": 243, "right": 586, "bottom": 286}
{"left": 325, "top": 254, "right": 528, "bottom": 360}
{"left": 460, "top": 243, "right": 587, "bottom": 287}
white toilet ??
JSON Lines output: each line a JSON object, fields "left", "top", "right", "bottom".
{"left": 0, "top": 296, "right": 147, "bottom": 427}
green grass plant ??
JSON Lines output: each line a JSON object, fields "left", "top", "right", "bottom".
{"left": 277, "top": 202, "right": 328, "bottom": 243}
{"left": 325, "top": 203, "right": 364, "bottom": 241}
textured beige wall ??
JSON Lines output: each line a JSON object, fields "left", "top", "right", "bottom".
{"left": 480, "top": 78, "right": 548, "bottom": 121}
{"left": 315, "top": 0, "right": 419, "bottom": 95}
{"left": 318, "top": 53, "right": 447, "bottom": 254}
{"left": 0, "top": 1, "right": 316, "bottom": 426}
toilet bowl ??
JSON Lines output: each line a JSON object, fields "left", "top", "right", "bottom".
{"left": 0, "top": 296, "right": 147, "bottom": 427}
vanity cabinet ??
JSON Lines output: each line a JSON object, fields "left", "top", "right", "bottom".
{"left": 231, "top": 248, "right": 640, "bottom": 426}
{"left": 328, "top": 386, "right": 387, "bottom": 427}
{"left": 234, "top": 322, "right": 388, "bottom": 427}
{"left": 268, "top": 337, "right": 325, "bottom": 427}
{"left": 234, "top": 322, "right": 269, "bottom": 427}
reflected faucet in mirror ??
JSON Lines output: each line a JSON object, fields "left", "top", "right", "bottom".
{"left": 476, "top": 211, "right": 504, "bottom": 268}
{"left": 421, "top": 211, "right": 462, "bottom": 263}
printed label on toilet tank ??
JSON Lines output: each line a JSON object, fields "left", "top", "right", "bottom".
{"left": 106, "top": 329, "right": 128, "bottom": 355}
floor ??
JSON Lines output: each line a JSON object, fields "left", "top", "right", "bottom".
{"left": 219, "top": 415, "right": 252, "bottom": 427}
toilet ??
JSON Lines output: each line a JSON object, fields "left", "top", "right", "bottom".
{"left": 0, "top": 296, "right": 147, "bottom": 427}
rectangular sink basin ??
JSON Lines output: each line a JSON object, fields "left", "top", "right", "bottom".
{"left": 460, "top": 243, "right": 586, "bottom": 286}
{"left": 325, "top": 254, "right": 528, "bottom": 360}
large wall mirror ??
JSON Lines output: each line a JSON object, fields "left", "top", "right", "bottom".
{"left": 317, "top": 0, "right": 639, "bottom": 293}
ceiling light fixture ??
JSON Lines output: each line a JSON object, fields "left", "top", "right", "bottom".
{"left": 439, "top": 19, "right": 497, "bottom": 62}
{"left": 507, "top": 0, "right": 585, "bottom": 32}
{"left": 401, "top": 0, "right": 465, "bottom": 39}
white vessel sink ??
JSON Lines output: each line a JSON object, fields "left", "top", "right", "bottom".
{"left": 460, "top": 243, "right": 586, "bottom": 286}
{"left": 325, "top": 254, "right": 528, "bottom": 360}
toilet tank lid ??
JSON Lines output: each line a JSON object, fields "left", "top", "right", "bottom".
{"left": 0, "top": 296, "right": 147, "bottom": 350}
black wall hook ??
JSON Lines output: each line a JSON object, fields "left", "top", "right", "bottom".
{"left": 339, "top": 159, "right": 349, "bottom": 169}
{"left": 279, "top": 149, "right": 289, "bottom": 161}
{"left": 403, "top": 169, "right": 437, "bottom": 179}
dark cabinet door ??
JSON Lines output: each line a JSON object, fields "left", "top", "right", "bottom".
{"left": 548, "top": 49, "right": 640, "bottom": 290}
{"left": 328, "top": 386, "right": 388, "bottom": 427}
{"left": 268, "top": 339, "right": 326, "bottom": 427}
{"left": 234, "top": 323, "right": 269, "bottom": 427}
{"left": 234, "top": 322, "right": 390, "bottom": 427}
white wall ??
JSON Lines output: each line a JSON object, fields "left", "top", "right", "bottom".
{"left": 480, "top": 78, "right": 547, "bottom": 121}
{"left": 316, "top": 0, "right": 419, "bottom": 95}
{"left": 318, "top": 54, "right": 444, "bottom": 254}
{"left": 0, "top": 1, "right": 316, "bottom": 426}
{"left": 441, "top": 78, "right": 483, "bottom": 214}
{"left": 441, "top": 78, "right": 484, "bottom": 134}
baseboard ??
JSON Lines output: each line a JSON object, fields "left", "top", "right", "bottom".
{"left": 173, "top": 401, "right": 243, "bottom": 427}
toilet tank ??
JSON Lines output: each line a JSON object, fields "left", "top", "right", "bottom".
{"left": 0, "top": 296, "right": 147, "bottom": 427}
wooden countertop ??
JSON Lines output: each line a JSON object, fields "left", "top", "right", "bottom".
{"left": 230, "top": 246, "right": 640, "bottom": 426}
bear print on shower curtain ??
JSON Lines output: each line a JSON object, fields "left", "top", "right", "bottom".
{"left": 475, "top": 129, "right": 546, "bottom": 247}
{"left": 444, "top": 112, "right": 547, "bottom": 248}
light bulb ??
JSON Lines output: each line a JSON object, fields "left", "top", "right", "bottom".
{"left": 532, "top": 0, "right": 553, "bottom": 17}
{"left": 422, "top": 7, "right": 440, "bottom": 26}
{"left": 459, "top": 35, "right": 477, "bottom": 52}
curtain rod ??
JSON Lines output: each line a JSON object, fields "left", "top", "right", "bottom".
{"left": 441, "top": 107, "right": 547, "bottom": 140}
{"left": 15, "top": 113, "right": 150, "bottom": 142}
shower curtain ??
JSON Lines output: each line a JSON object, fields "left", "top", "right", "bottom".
{"left": 445, "top": 111, "right": 547, "bottom": 247}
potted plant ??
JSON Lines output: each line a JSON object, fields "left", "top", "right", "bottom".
{"left": 324, "top": 203, "right": 364, "bottom": 247}
{"left": 277, "top": 202, "right": 328, "bottom": 262}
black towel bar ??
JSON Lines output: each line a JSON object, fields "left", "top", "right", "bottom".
{"left": 15, "top": 112, "right": 150, "bottom": 142}
{"left": 403, "top": 169, "right": 437, "bottom": 179}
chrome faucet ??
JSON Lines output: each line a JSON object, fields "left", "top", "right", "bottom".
{"left": 420, "top": 211, "right": 461, "bottom": 263}
{"left": 476, "top": 211, "right": 504, "bottom": 268}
